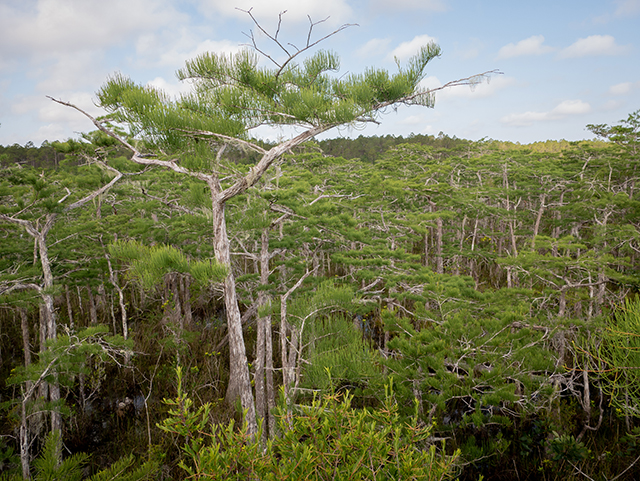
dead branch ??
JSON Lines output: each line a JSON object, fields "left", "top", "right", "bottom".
{"left": 237, "top": 7, "right": 357, "bottom": 80}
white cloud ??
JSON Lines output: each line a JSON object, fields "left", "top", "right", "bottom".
{"left": 153, "top": 37, "right": 244, "bottom": 68}
{"left": 390, "top": 35, "right": 439, "bottom": 62}
{"left": 497, "top": 35, "right": 554, "bottom": 59}
{"left": 552, "top": 99, "right": 591, "bottom": 116}
{"left": 610, "top": 82, "right": 632, "bottom": 95}
{"left": 146, "top": 77, "right": 192, "bottom": 100}
{"left": 0, "top": 0, "right": 181, "bottom": 60}
{"left": 357, "top": 38, "right": 392, "bottom": 58}
{"left": 14, "top": 92, "right": 101, "bottom": 123}
{"left": 559, "top": 35, "right": 629, "bottom": 58}
{"left": 9, "top": 91, "right": 103, "bottom": 143}
{"left": 609, "top": 81, "right": 640, "bottom": 95}
{"left": 501, "top": 100, "right": 591, "bottom": 127}
{"left": 35, "top": 51, "right": 108, "bottom": 93}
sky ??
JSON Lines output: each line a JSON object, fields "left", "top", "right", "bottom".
{"left": 1, "top": 0, "right": 639, "bottom": 147}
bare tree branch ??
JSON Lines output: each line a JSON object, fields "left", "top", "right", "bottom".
{"left": 140, "top": 188, "right": 199, "bottom": 215}
{"left": 47, "top": 97, "right": 211, "bottom": 182}
{"left": 64, "top": 158, "right": 123, "bottom": 211}
{"left": 238, "top": 7, "right": 357, "bottom": 80}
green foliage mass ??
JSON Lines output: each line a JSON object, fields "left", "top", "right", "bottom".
{"left": 159, "top": 367, "right": 459, "bottom": 480}
{"left": 593, "top": 297, "right": 640, "bottom": 417}
{"left": 109, "top": 239, "right": 227, "bottom": 290}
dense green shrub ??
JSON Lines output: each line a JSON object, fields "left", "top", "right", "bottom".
{"left": 159, "top": 368, "right": 460, "bottom": 480}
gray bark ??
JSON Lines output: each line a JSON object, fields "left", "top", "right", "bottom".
{"left": 209, "top": 177, "right": 257, "bottom": 434}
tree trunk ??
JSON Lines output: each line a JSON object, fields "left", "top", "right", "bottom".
{"left": 181, "top": 275, "right": 192, "bottom": 329}
{"left": 18, "top": 309, "right": 32, "bottom": 479}
{"left": 105, "top": 249, "right": 128, "bottom": 340}
{"left": 509, "top": 220, "right": 518, "bottom": 257}
{"left": 65, "top": 285, "right": 74, "bottom": 330}
{"left": 558, "top": 288, "right": 567, "bottom": 318}
{"left": 429, "top": 200, "right": 444, "bottom": 275}
{"left": 255, "top": 227, "right": 276, "bottom": 441}
{"left": 265, "top": 310, "right": 276, "bottom": 438}
{"left": 97, "top": 283, "right": 107, "bottom": 323}
{"left": 172, "top": 273, "right": 182, "bottom": 328}
{"left": 436, "top": 216, "right": 444, "bottom": 274}
{"left": 532, "top": 193, "right": 546, "bottom": 249}
{"left": 552, "top": 191, "right": 565, "bottom": 239}
{"left": 423, "top": 231, "right": 429, "bottom": 268}
{"left": 20, "top": 388, "right": 30, "bottom": 480}
{"left": 35, "top": 222, "right": 62, "bottom": 461}
{"left": 255, "top": 305, "right": 266, "bottom": 439}
{"left": 87, "top": 285, "right": 98, "bottom": 326}
{"left": 20, "top": 308, "right": 32, "bottom": 368}
{"left": 209, "top": 177, "right": 257, "bottom": 435}
{"left": 595, "top": 268, "right": 606, "bottom": 316}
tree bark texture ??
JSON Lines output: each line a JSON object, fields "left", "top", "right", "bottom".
{"left": 209, "top": 177, "right": 258, "bottom": 435}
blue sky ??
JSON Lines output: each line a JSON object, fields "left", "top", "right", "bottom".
{"left": 1, "top": 0, "right": 639, "bottom": 146}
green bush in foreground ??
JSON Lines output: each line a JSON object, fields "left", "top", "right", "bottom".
{"left": 159, "top": 368, "right": 460, "bottom": 480}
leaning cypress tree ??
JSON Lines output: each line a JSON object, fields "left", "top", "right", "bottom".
{"left": 51, "top": 10, "right": 497, "bottom": 435}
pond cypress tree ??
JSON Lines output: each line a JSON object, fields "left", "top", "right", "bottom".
{"left": 51, "top": 11, "right": 496, "bottom": 435}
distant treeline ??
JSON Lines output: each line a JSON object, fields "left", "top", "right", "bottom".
{"left": 1, "top": 133, "right": 602, "bottom": 170}
{"left": 0, "top": 141, "right": 66, "bottom": 169}
{"left": 315, "top": 133, "right": 471, "bottom": 162}
{"left": 0, "top": 133, "right": 471, "bottom": 169}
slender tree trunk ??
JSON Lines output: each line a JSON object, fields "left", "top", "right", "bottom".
{"left": 35, "top": 222, "right": 62, "bottom": 461}
{"left": 265, "top": 311, "right": 276, "bottom": 438}
{"left": 429, "top": 201, "right": 444, "bottom": 274}
{"left": 18, "top": 308, "right": 33, "bottom": 479}
{"left": 87, "top": 285, "right": 98, "bottom": 325}
{"left": 65, "top": 285, "right": 74, "bottom": 330}
{"left": 181, "top": 275, "right": 192, "bottom": 329}
{"left": 97, "top": 283, "right": 107, "bottom": 323}
{"left": 509, "top": 220, "right": 518, "bottom": 257}
{"left": 552, "top": 191, "right": 565, "bottom": 239}
{"left": 532, "top": 193, "right": 546, "bottom": 249}
{"left": 20, "top": 387, "right": 30, "bottom": 480}
{"left": 105, "top": 248, "right": 128, "bottom": 340}
{"left": 595, "top": 268, "right": 606, "bottom": 316}
{"left": 255, "top": 305, "right": 266, "bottom": 438}
{"left": 76, "top": 285, "right": 84, "bottom": 322}
{"left": 209, "top": 177, "right": 257, "bottom": 435}
{"left": 436, "top": 216, "right": 444, "bottom": 274}
{"left": 20, "top": 308, "right": 32, "bottom": 368}
{"left": 559, "top": 288, "right": 567, "bottom": 318}
{"left": 172, "top": 273, "right": 182, "bottom": 328}
{"left": 255, "top": 227, "right": 275, "bottom": 441}
{"left": 38, "top": 304, "right": 48, "bottom": 402}
{"left": 423, "top": 231, "right": 429, "bottom": 268}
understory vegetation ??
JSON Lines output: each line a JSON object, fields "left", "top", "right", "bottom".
{"left": 1, "top": 115, "right": 640, "bottom": 479}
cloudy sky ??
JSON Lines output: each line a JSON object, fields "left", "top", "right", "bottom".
{"left": 1, "top": 0, "right": 639, "bottom": 146}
